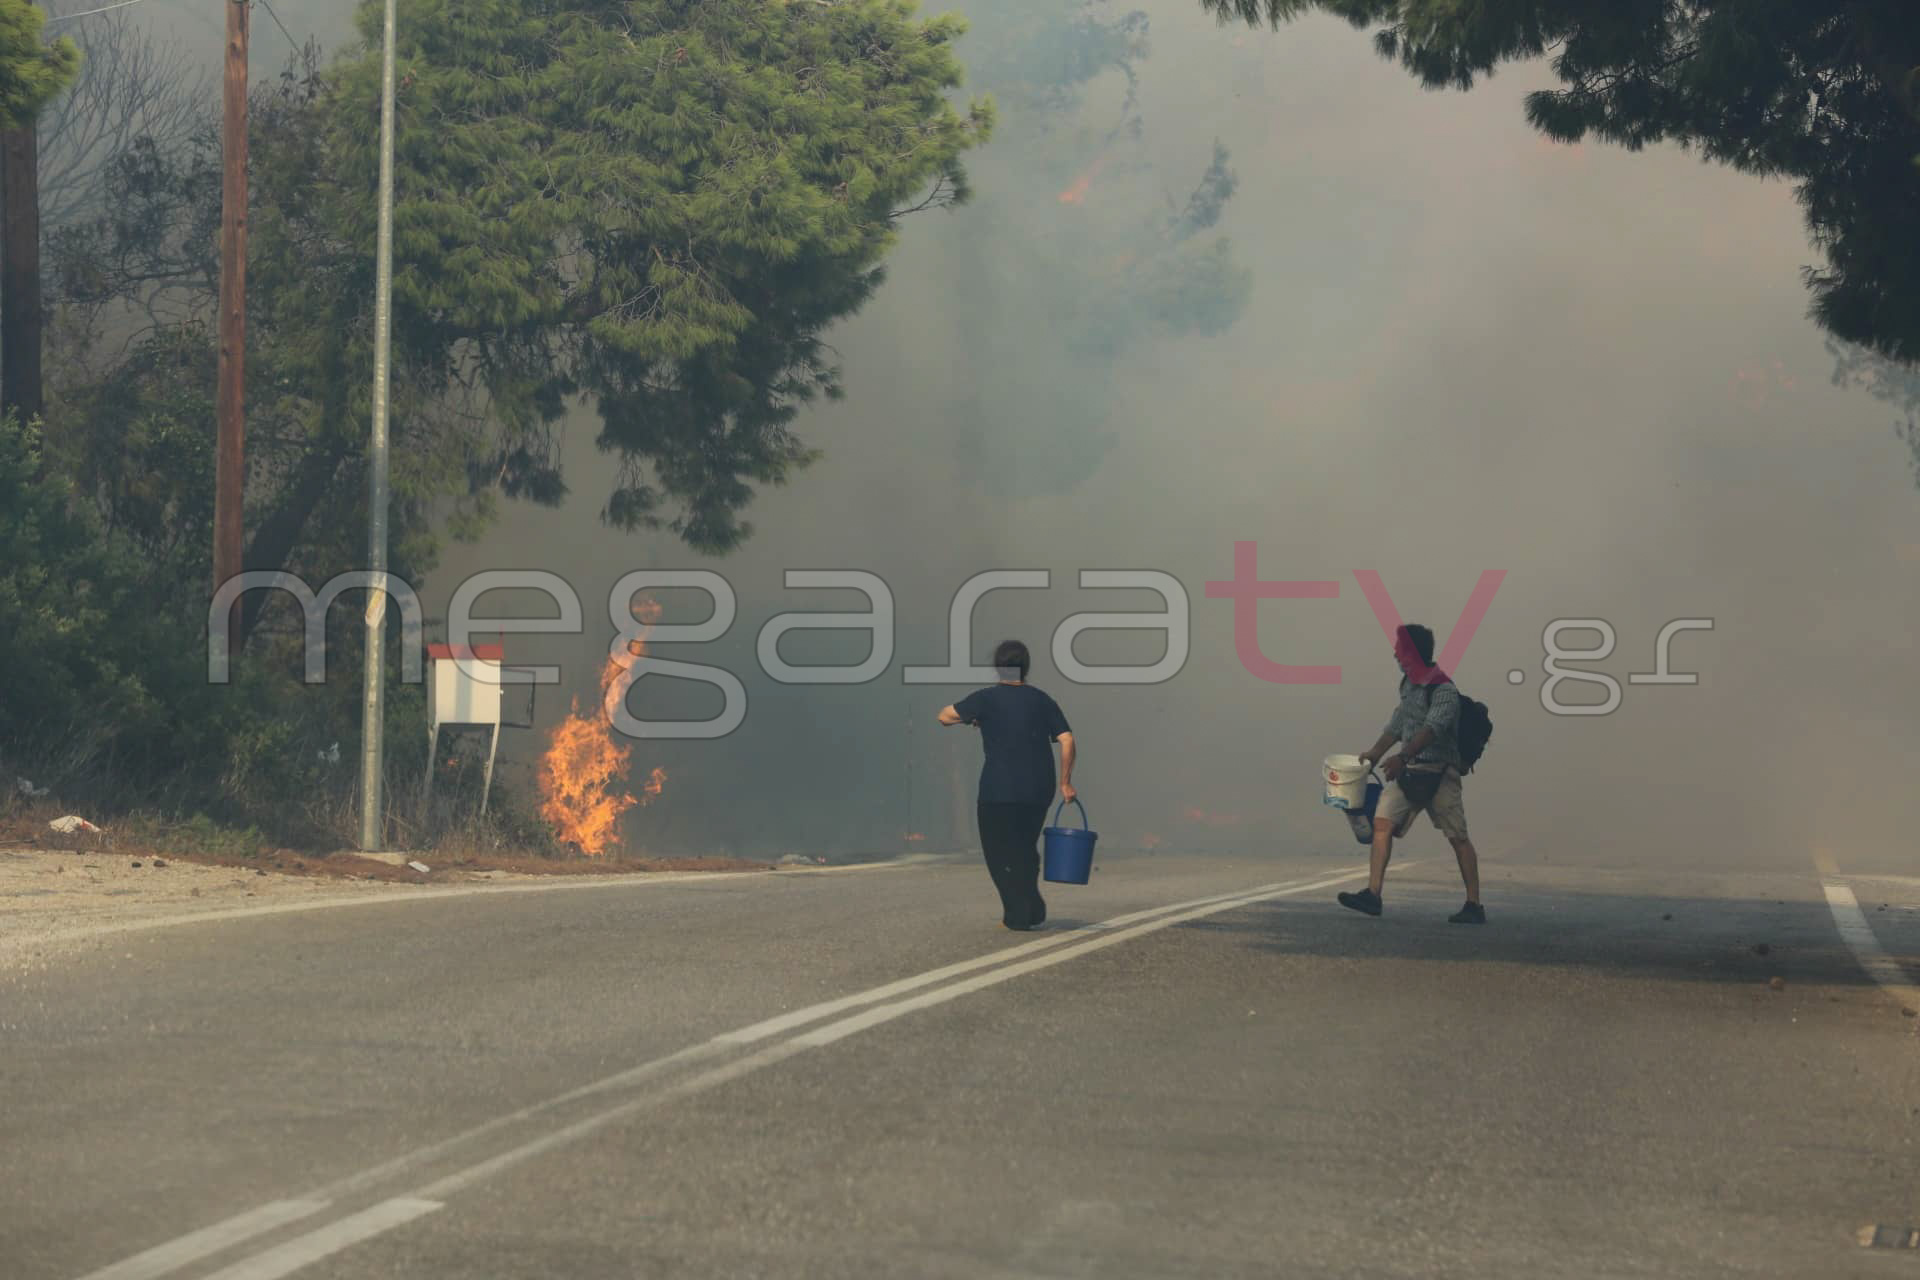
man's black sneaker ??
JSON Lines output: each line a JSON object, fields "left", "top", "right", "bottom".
{"left": 1337, "top": 888, "right": 1382, "bottom": 917}
{"left": 1449, "top": 901, "right": 1486, "bottom": 924}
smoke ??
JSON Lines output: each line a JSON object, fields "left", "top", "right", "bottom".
{"left": 173, "top": 0, "right": 1920, "bottom": 873}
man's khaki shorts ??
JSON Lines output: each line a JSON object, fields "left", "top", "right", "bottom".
{"left": 1377, "top": 766, "right": 1469, "bottom": 841}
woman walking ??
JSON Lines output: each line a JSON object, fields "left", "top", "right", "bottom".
{"left": 938, "top": 639, "right": 1077, "bottom": 931}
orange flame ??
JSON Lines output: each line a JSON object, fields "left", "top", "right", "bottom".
{"left": 537, "top": 598, "right": 668, "bottom": 855}
{"left": 1058, "top": 154, "right": 1109, "bottom": 205}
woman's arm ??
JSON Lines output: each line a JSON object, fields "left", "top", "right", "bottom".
{"left": 937, "top": 705, "right": 968, "bottom": 726}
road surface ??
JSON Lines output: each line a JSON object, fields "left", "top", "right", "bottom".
{"left": 4, "top": 848, "right": 1917, "bottom": 1279}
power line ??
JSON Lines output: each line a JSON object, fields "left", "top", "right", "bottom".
{"left": 255, "top": 0, "right": 297, "bottom": 51}
{"left": 44, "top": 0, "right": 156, "bottom": 27}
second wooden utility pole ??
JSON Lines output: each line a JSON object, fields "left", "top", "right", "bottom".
{"left": 0, "top": 123, "right": 42, "bottom": 431}
{"left": 214, "top": 0, "right": 249, "bottom": 652}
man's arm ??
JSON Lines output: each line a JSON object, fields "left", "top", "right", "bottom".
{"left": 1359, "top": 731, "right": 1397, "bottom": 765}
{"left": 940, "top": 691, "right": 982, "bottom": 727}
{"left": 1056, "top": 731, "right": 1076, "bottom": 801}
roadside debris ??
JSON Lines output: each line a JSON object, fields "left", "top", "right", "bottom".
{"left": 16, "top": 778, "right": 49, "bottom": 798}
{"left": 1857, "top": 1224, "right": 1920, "bottom": 1250}
{"left": 407, "top": 860, "right": 431, "bottom": 875}
{"left": 1768, "top": 976, "right": 1786, "bottom": 991}
{"left": 776, "top": 853, "right": 828, "bottom": 867}
{"left": 48, "top": 816, "right": 102, "bottom": 835}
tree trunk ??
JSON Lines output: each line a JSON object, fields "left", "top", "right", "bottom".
{"left": 1, "top": 124, "right": 43, "bottom": 429}
{"left": 237, "top": 445, "right": 347, "bottom": 645}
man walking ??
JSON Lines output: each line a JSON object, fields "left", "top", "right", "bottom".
{"left": 1338, "top": 623, "right": 1485, "bottom": 923}
{"left": 938, "top": 639, "right": 1077, "bottom": 931}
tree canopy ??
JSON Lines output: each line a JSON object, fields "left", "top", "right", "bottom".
{"left": 0, "top": 0, "right": 78, "bottom": 129}
{"left": 1200, "top": 0, "right": 1920, "bottom": 365}
{"left": 22, "top": 1, "right": 992, "bottom": 820}
{"left": 51, "top": 0, "right": 992, "bottom": 648}
{"left": 331, "top": 0, "right": 992, "bottom": 551}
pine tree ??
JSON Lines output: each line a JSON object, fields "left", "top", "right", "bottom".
{"left": 322, "top": 0, "right": 994, "bottom": 552}
{"left": 0, "top": 0, "right": 78, "bottom": 130}
{"left": 1202, "top": 0, "right": 1920, "bottom": 365}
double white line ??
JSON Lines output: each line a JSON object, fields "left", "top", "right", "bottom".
{"left": 75, "top": 865, "right": 1377, "bottom": 1280}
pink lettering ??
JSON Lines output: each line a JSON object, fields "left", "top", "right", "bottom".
{"left": 1351, "top": 570, "right": 1507, "bottom": 684}
{"left": 1203, "top": 541, "right": 1341, "bottom": 684}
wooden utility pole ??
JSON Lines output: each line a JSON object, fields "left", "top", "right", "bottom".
{"left": 214, "top": 0, "right": 250, "bottom": 650}
{"left": 0, "top": 122, "right": 43, "bottom": 428}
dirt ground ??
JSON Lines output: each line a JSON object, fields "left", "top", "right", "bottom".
{"left": 0, "top": 828, "right": 776, "bottom": 977}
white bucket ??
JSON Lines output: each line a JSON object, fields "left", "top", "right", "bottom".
{"left": 1322, "top": 753, "right": 1370, "bottom": 810}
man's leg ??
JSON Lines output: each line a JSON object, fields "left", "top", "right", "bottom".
{"left": 1434, "top": 772, "right": 1484, "bottom": 922}
{"left": 1449, "top": 836, "right": 1481, "bottom": 903}
{"left": 1341, "top": 788, "right": 1403, "bottom": 915}
{"left": 1369, "top": 816, "right": 1395, "bottom": 894}
{"left": 976, "top": 803, "right": 1024, "bottom": 927}
{"left": 1011, "top": 802, "right": 1049, "bottom": 929}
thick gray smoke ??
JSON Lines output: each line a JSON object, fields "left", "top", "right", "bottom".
{"left": 141, "top": 0, "right": 1920, "bottom": 872}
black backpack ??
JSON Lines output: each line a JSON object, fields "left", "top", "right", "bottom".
{"left": 1455, "top": 688, "right": 1493, "bottom": 774}
{"left": 1427, "top": 678, "right": 1493, "bottom": 775}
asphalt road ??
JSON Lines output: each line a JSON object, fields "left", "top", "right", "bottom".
{"left": 4, "top": 847, "right": 1917, "bottom": 1280}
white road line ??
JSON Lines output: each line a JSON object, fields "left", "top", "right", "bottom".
{"left": 318, "top": 1040, "right": 731, "bottom": 1199}
{"left": 71, "top": 868, "right": 1371, "bottom": 1280}
{"left": 793, "top": 868, "right": 1376, "bottom": 1048}
{"left": 194, "top": 1200, "right": 443, "bottom": 1280}
{"left": 1821, "top": 881, "right": 1920, "bottom": 1000}
{"left": 408, "top": 868, "right": 1383, "bottom": 1199}
{"left": 1814, "top": 848, "right": 1920, "bottom": 1004}
{"left": 72, "top": 1200, "right": 330, "bottom": 1280}
{"left": 713, "top": 882, "right": 1279, "bottom": 1045}
{"left": 414, "top": 1038, "right": 815, "bottom": 1200}
{"left": 335, "top": 884, "right": 1273, "bottom": 1194}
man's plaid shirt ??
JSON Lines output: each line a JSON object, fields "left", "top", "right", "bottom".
{"left": 1385, "top": 674, "right": 1462, "bottom": 770}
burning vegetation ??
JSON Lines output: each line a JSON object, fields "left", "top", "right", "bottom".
{"left": 537, "top": 599, "right": 668, "bottom": 855}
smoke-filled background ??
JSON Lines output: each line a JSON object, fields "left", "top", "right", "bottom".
{"left": 137, "top": 0, "right": 1920, "bottom": 873}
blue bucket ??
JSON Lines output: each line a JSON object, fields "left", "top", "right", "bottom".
{"left": 1042, "top": 798, "right": 1098, "bottom": 884}
{"left": 1344, "top": 773, "right": 1384, "bottom": 845}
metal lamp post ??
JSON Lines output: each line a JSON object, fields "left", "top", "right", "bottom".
{"left": 359, "top": 0, "right": 399, "bottom": 852}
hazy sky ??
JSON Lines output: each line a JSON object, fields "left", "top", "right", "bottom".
{"left": 128, "top": 0, "right": 1920, "bottom": 870}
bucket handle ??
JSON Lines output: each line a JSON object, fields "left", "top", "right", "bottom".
{"left": 1049, "top": 796, "right": 1090, "bottom": 831}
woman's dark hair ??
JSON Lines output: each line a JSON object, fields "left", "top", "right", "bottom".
{"left": 993, "top": 638, "right": 1030, "bottom": 680}
{"left": 1398, "top": 623, "right": 1435, "bottom": 666}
